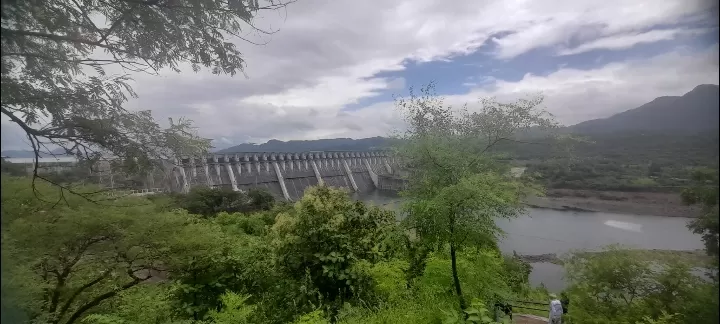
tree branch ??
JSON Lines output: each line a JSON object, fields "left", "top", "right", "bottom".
{"left": 98, "top": 3, "right": 141, "bottom": 44}
{"left": 63, "top": 269, "right": 149, "bottom": 324}
{"left": 48, "top": 236, "right": 110, "bottom": 314}
{"left": 56, "top": 267, "right": 114, "bottom": 322}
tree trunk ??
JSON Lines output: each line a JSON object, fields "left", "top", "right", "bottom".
{"left": 450, "top": 241, "right": 466, "bottom": 311}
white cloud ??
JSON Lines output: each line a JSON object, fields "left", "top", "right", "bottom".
{"left": 461, "top": 44, "right": 719, "bottom": 125}
{"left": 557, "top": 28, "right": 713, "bottom": 56}
{"left": 161, "top": 45, "right": 719, "bottom": 147}
{"left": 490, "top": 0, "right": 715, "bottom": 59}
{"left": 2, "top": 0, "right": 718, "bottom": 151}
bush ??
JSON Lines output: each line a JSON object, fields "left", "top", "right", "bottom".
{"left": 563, "top": 245, "right": 719, "bottom": 324}
{"left": 0, "top": 177, "right": 227, "bottom": 324}
{"left": 178, "top": 187, "right": 275, "bottom": 217}
{"left": 0, "top": 158, "right": 26, "bottom": 176}
{"left": 271, "top": 186, "right": 398, "bottom": 319}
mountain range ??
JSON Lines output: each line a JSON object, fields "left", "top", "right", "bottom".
{"left": 215, "top": 84, "right": 719, "bottom": 153}
{"left": 567, "top": 84, "right": 719, "bottom": 135}
{"left": 3, "top": 84, "right": 718, "bottom": 157}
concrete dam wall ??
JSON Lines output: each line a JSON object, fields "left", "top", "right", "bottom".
{"left": 173, "top": 151, "right": 403, "bottom": 200}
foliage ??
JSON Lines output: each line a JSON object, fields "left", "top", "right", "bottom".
{"left": 681, "top": 167, "right": 719, "bottom": 258}
{"left": 175, "top": 187, "right": 276, "bottom": 217}
{"left": 167, "top": 203, "right": 292, "bottom": 321}
{"left": 204, "top": 292, "right": 255, "bottom": 324}
{"left": 168, "top": 234, "right": 268, "bottom": 321}
{"left": 393, "top": 82, "right": 557, "bottom": 309}
{"left": 361, "top": 260, "right": 410, "bottom": 304}
{"left": 403, "top": 237, "right": 433, "bottom": 286}
{"left": 501, "top": 252, "right": 532, "bottom": 295}
{"left": 80, "top": 285, "right": 192, "bottom": 324}
{"left": 563, "top": 245, "right": 719, "bottom": 324}
{"left": 271, "top": 186, "right": 398, "bottom": 319}
{"left": 7, "top": 168, "right": 716, "bottom": 324}
{"left": 1, "top": 0, "right": 292, "bottom": 187}
{"left": 1, "top": 177, "right": 226, "bottom": 324}
{"left": 441, "top": 299, "right": 508, "bottom": 324}
{"left": 521, "top": 131, "right": 719, "bottom": 192}
{"left": 635, "top": 312, "right": 679, "bottom": 324}
{"left": 41, "top": 164, "right": 95, "bottom": 186}
{"left": 246, "top": 188, "right": 276, "bottom": 211}
{"left": 337, "top": 249, "right": 518, "bottom": 324}
{"left": 1, "top": 157, "right": 27, "bottom": 176}
{"left": 418, "top": 250, "right": 512, "bottom": 307}
{"left": 292, "top": 310, "right": 331, "bottom": 324}
{"left": 214, "top": 211, "right": 273, "bottom": 236}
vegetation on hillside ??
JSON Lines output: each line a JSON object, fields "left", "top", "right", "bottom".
{"left": 681, "top": 167, "right": 719, "bottom": 260}
{"left": 1, "top": 157, "right": 26, "bottom": 176}
{"left": 2, "top": 175, "right": 717, "bottom": 324}
{"left": 2, "top": 0, "right": 717, "bottom": 322}
{"left": 511, "top": 132, "right": 719, "bottom": 192}
{"left": 562, "top": 245, "right": 719, "bottom": 324}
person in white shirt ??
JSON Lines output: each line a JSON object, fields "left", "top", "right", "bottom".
{"left": 548, "top": 293, "right": 564, "bottom": 324}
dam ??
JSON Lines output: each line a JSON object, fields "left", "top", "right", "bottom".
{"left": 170, "top": 151, "right": 406, "bottom": 200}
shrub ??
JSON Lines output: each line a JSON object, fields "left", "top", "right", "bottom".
{"left": 271, "top": 186, "right": 398, "bottom": 319}
{"left": 178, "top": 187, "right": 275, "bottom": 217}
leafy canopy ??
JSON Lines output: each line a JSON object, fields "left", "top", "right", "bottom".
{"left": 1, "top": 0, "right": 290, "bottom": 177}
{"left": 171, "top": 186, "right": 276, "bottom": 217}
{"left": 393, "top": 82, "right": 557, "bottom": 309}
{"left": 563, "top": 245, "right": 719, "bottom": 324}
{"left": 271, "top": 186, "right": 398, "bottom": 318}
{"left": 395, "top": 83, "right": 557, "bottom": 248}
{"left": 1, "top": 176, "right": 231, "bottom": 324}
{"left": 681, "top": 167, "right": 719, "bottom": 258}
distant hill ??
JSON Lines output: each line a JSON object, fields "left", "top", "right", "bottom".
{"left": 4, "top": 85, "right": 717, "bottom": 157}
{"left": 215, "top": 84, "right": 718, "bottom": 153}
{"left": 215, "top": 136, "right": 395, "bottom": 153}
{"left": 567, "top": 84, "right": 719, "bottom": 135}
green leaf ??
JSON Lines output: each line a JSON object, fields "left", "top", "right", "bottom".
{"left": 467, "top": 315, "right": 481, "bottom": 322}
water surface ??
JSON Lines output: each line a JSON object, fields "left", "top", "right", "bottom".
{"left": 355, "top": 190, "right": 704, "bottom": 292}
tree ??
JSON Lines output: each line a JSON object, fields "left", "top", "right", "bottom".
{"left": 393, "top": 82, "right": 557, "bottom": 310}
{"left": 176, "top": 186, "right": 275, "bottom": 217}
{"left": 1, "top": 157, "right": 27, "bottom": 176}
{"left": 270, "top": 186, "right": 397, "bottom": 320}
{"left": 169, "top": 232, "right": 275, "bottom": 321}
{"left": 681, "top": 167, "right": 719, "bottom": 259}
{"left": 1, "top": 0, "right": 292, "bottom": 190}
{"left": 0, "top": 177, "right": 229, "bottom": 324}
{"left": 563, "top": 245, "right": 719, "bottom": 324}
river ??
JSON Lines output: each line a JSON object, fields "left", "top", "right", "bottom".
{"left": 354, "top": 190, "right": 704, "bottom": 292}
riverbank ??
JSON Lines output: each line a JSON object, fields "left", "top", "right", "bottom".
{"left": 525, "top": 189, "right": 700, "bottom": 217}
{"left": 519, "top": 249, "right": 711, "bottom": 267}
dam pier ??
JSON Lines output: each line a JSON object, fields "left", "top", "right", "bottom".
{"left": 170, "top": 151, "right": 406, "bottom": 200}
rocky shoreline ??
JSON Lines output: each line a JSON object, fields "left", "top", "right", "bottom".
{"left": 524, "top": 189, "right": 700, "bottom": 218}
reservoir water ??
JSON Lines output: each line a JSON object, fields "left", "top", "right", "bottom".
{"left": 354, "top": 190, "right": 704, "bottom": 292}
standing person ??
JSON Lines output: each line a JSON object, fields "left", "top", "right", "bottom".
{"left": 548, "top": 293, "right": 563, "bottom": 324}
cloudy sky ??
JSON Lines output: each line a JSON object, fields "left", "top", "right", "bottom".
{"left": 2, "top": 0, "right": 719, "bottom": 151}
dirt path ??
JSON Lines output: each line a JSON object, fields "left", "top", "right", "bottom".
{"left": 514, "top": 314, "right": 548, "bottom": 323}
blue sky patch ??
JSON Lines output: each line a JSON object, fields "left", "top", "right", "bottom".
{"left": 342, "top": 28, "right": 718, "bottom": 112}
